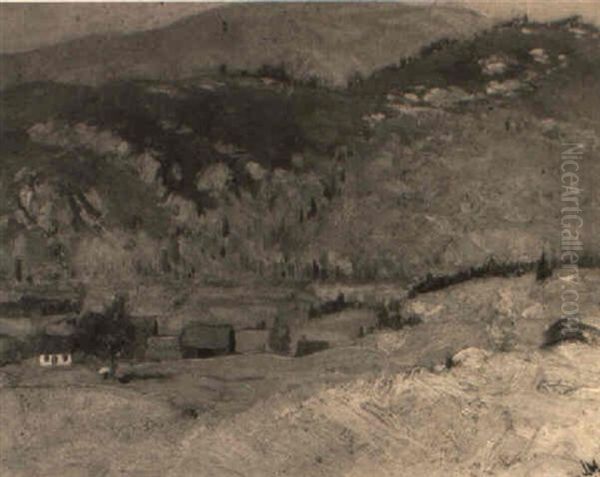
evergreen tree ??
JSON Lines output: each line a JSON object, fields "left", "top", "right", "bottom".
{"left": 308, "top": 197, "right": 318, "bottom": 219}
{"left": 536, "top": 251, "right": 552, "bottom": 281}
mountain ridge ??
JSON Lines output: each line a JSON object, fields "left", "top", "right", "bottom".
{"left": 0, "top": 3, "right": 490, "bottom": 90}
{"left": 1, "top": 16, "right": 599, "bottom": 292}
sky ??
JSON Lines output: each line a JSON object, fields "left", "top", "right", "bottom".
{"left": 1, "top": 1, "right": 599, "bottom": 55}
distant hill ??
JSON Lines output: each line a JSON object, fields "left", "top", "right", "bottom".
{"left": 0, "top": 3, "right": 490, "bottom": 89}
{"left": 0, "top": 3, "right": 221, "bottom": 54}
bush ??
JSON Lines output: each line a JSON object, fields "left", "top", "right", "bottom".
{"left": 0, "top": 335, "right": 23, "bottom": 365}
{"left": 419, "top": 37, "right": 457, "bottom": 57}
{"left": 581, "top": 459, "right": 600, "bottom": 476}
{"left": 543, "top": 318, "right": 600, "bottom": 347}
{"left": 536, "top": 252, "right": 552, "bottom": 281}
{"left": 76, "top": 294, "right": 135, "bottom": 363}
{"left": 410, "top": 258, "right": 535, "bottom": 297}
{"left": 117, "top": 370, "right": 169, "bottom": 384}
{"left": 256, "top": 63, "right": 290, "bottom": 82}
{"left": 295, "top": 338, "right": 329, "bottom": 357}
{"left": 308, "top": 293, "right": 347, "bottom": 319}
{"left": 377, "top": 308, "right": 422, "bottom": 330}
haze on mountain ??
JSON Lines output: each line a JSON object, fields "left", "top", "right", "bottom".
{"left": 0, "top": 3, "right": 492, "bottom": 89}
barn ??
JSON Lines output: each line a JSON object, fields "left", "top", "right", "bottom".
{"left": 179, "top": 323, "right": 235, "bottom": 358}
{"left": 145, "top": 336, "right": 182, "bottom": 361}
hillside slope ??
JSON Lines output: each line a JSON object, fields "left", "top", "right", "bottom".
{"left": 1, "top": 16, "right": 599, "bottom": 291}
{"left": 167, "top": 345, "right": 600, "bottom": 477}
{"left": 3, "top": 267, "right": 600, "bottom": 476}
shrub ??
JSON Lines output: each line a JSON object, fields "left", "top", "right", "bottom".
{"left": 419, "top": 37, "right": 457, "bottom": 57}
{"left": 295, "top": 338, "right": 329, "bottom": 357}
{"left": 536, "top": 252, "right": 553, "bottom": 281}
{"left": 543, "top": 318, "right": 600, "bottom": 347}
{"left": 377, "top": 308, "right": 422, "bottom": 330}
{"left": 581, "top": 459, "right": 600, "bottom": 476}
{"left": 76, "top": 294, "right": 135, "bottom": 364}
{"left": 308, "top": 293, "right": 347, "bottom": 319}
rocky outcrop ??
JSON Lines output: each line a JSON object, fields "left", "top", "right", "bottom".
{"left": 28, "top": 121, "right": 130, "bottom": 157}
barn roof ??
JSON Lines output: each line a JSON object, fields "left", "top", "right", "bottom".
{"left": 180, "top": 323, "right": 233, "bottom": 350}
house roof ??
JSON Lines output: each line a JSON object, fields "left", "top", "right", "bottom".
{"left": 39, "top": 334, "right": 74, "bottom": 354}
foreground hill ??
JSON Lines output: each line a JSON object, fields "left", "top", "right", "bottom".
{"left": 0, "top": 3, "right": 489, "bottom": 89}
{"left": 2, "top": 270, "right": 600, "bottom": 476}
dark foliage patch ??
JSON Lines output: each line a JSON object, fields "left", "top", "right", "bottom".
{"left": 377, "top": 309, "right": 422, "bottom": 331}
{"left": 543, "top": 318, "right": 600, "bottom": 348}
{"left": 117, "top": 371, "right": 170, "bottom": 384}
{"left": 581, "top": 459, "right": 600, "bottom": 476}
{"left": 75, "top": 295, "right": 136, "bottom": 361}
{"left": 308, "top": 293, "right": 348, "bottom": 319}
{"left": 409, "top": 258, "right": 535, "bottom": 297}
{"left": 353, "top": 17, "right": 581, "bottom": 96}
{"left": 0, "top": 77, "right": 374, "bottom": 214}
{"left": 536, "top": 252, "right": 553, "bottom": 282}
{"left": 295, "top": 338, "right": 329, "bottom": 357}
{"left": 182, "top": 407, "right": 199, "bottom": 419}
{"left": 0, "top": 335, "right": 25, "bottom": 365}
{"left": 0, "top": 295, "right": 81, "bottom": 318}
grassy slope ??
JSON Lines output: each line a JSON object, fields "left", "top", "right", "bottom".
{"left": 0, "top": 17, "right": 599, "bottom": 288}
{"left": 3, "top": 271, "right": 600, "bottom": 476}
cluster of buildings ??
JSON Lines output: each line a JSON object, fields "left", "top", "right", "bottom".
{"left": 144, "top": 321, "right": 270, "bottom": 361}
{"left": 36, "top": 311, "right": 275, "bottom": 368}
{"left": 2, "top": 286, "right": 380, "bottom": 368}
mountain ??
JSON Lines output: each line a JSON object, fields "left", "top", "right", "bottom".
{"left": 0, "top": 3, "right": 490, "bottom": 89}
{"left": 1, "top": 15, "right": 599, "bottom": 294}
{"left": 0, "top": 3, "right": 221, "bottom": 54}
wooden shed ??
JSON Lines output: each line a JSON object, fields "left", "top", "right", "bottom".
{"left": 180, "top": 323, "right": 235, "bottom": 358}
{"left": 145, "top": 336, "right": 182, "bottom": 361}
{"left": 236, "top": 329, "right": 270, "bottom": 354}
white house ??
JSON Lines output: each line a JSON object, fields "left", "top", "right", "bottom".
{"left": 39, "top": 353, "right": 72, "bottom": 367}
{"left": 39, "top": 335, "right": 73, "bottom": 367}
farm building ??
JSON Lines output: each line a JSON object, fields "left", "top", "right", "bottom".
{"left": 235, "top": 329, "right": 270, "bottom": 354}
{"left": 292, "top": 309, "right": 378, "bottom": 356}
{"left": 180, "top": 323, "right": 235, "bottom": 358}
{"left": 38, "top": 334, "right": 73, "bottom": 367}
{"left": 130, "top": 316, "right": 159, "bottom": 359}
{"left": 207, "top": 304, "right": 278, "bottom": 330}
{"left": 154, "top": 314, "right": 185, "bottom": 337}
{"left": 145, "top": 336, "right": 182, "bottom": 361}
